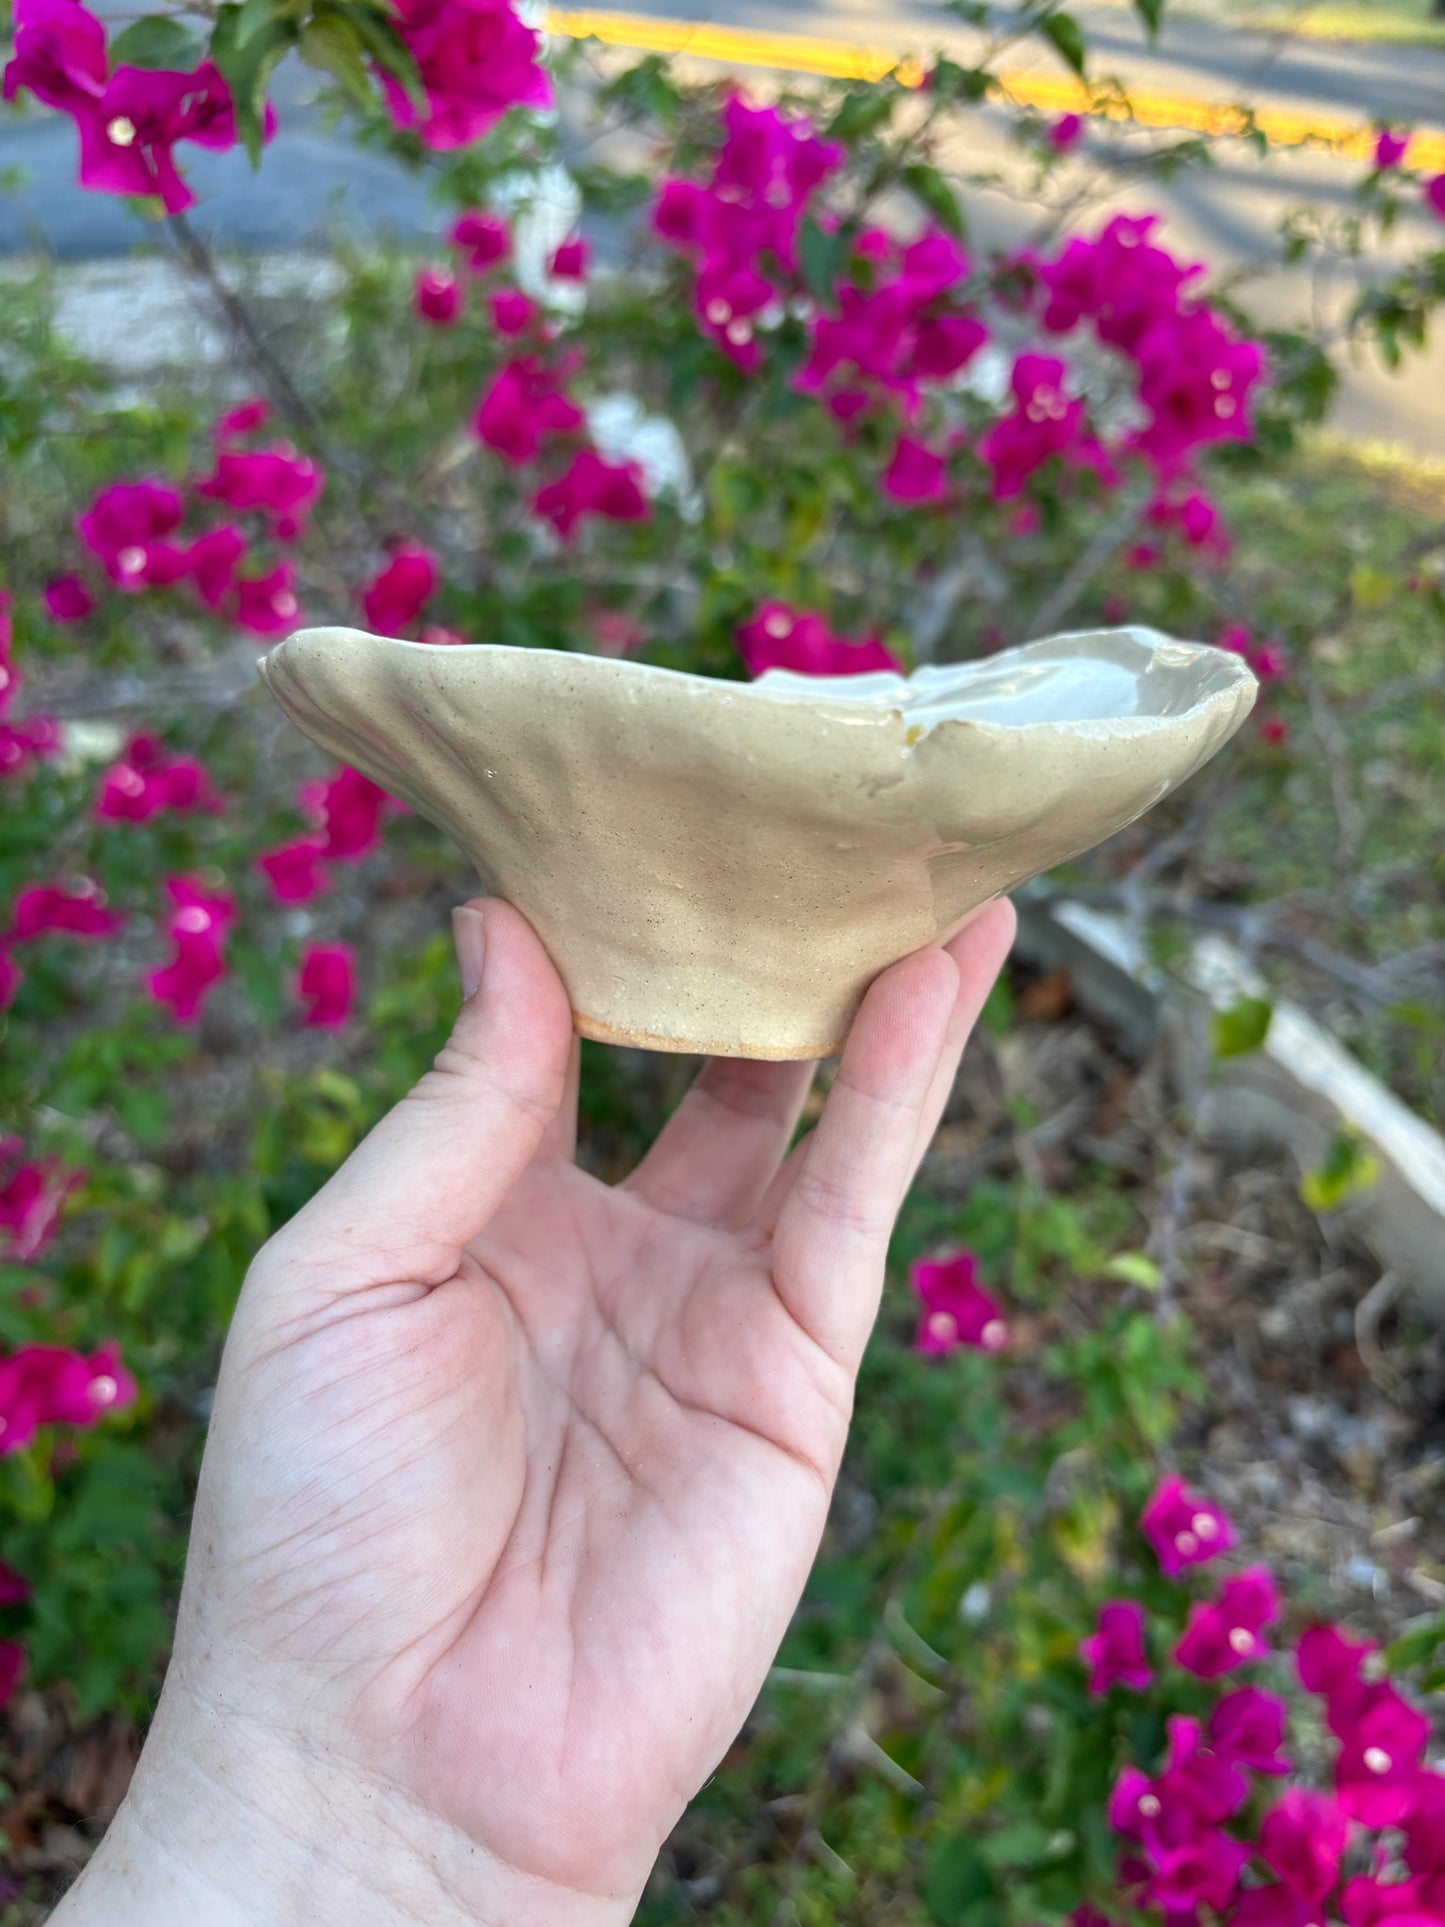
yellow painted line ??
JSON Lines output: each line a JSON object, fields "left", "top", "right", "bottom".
{"left": 544, "top": 7, "right": 1445, "bottom": 171}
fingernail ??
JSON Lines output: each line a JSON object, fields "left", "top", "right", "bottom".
{"left": 452, "top": 905, "right": 487, "bottom": 1001}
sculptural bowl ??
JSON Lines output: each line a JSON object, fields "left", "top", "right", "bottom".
{"left": 258, "top": 626, "right": 1256, "bottom": 1059}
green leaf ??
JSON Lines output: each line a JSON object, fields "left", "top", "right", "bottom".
{"left": 1133, "top": 0, "right": 1165, "bottom": 37}
{"left": 903, "top": 163, "right": 964, "bottom": 237}
{"left": 343, "top": 0, "right": 424, "bottom": 104}
{"left": 1040, "top": 11, "right": 1089, "bottom": 75}
{"left": 1104, "top": 1251, "right": 1161, "bottom": 1291}
{"left": 235, "top": 0, "right": 282, "bottom": 50}
{"left": 926, "top": 56, "right": 991, "bottom": 104}
{"left": 208, "top": 5, "right": 294, "bottom": 165}
{"left": 107, "top": 16, "right": 207, "bottom": 69}
{"left": 926, "top": 1836, "right": 1000, "bottom": 1925}
{"left": 1300, "top": 1130, "right": 1382, "bottom": 1213}
{"left": 798, "top": 215, "right": 849, "bottom": 305}
{"left": 300, "top": 13, "right": 375, "bottom": 105}
{"left": 827, "top": 89, "right": 895, "bottom": 143}
{"left": 1383, "top": 1613, "right": 1445, "bottom": 1673}
{"left": 1211, "top": 995, "right": 1273, "bottom": 1058}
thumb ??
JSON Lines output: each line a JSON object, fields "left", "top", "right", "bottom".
{"left": 257, "top": 898, "right": 574, "bottom": 1299}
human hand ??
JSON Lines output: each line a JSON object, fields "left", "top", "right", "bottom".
{"left": 54, "top": 895, "right": 1015, "bottom": 1927}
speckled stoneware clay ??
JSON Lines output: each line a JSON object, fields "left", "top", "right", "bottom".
{"left": 258, "top": 626, "right": 1256, "bottom": 1059}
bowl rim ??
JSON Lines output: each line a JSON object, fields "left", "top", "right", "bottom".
{"left": 265, "top": 622, "right": 1258, "bottom": 742}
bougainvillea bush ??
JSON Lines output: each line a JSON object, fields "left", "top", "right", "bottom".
{"left": 2, "top": 0, "right": 1444, "bottom": 1909}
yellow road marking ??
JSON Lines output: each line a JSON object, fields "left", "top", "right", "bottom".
{"left": 544, "top": 7, "right": 1445, "bottom": 171}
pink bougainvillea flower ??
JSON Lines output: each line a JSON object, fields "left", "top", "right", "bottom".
{"left": 42, "top": 573, "right": 95, "bottom": 623}
{"left": 1425, "top": 174, "right": 1445, "bottom": 220}
{"left": 1174, "top": 1566, "right": 1280, "bottom": 1676}
{"left": 0, "top": 1559, "right": 29, "bottom": 1607}
{"left": 9, "top": 877, "right": 123, "bottom": 943}
{"left": 1156, "top": 1712, "right": 1250, "bottom": 1827}
{"left": 361, "top": 541, "right": 438, "bottom": 636}
{"left": 186, "top": 523, "right": 247, "bottom": 610}
{"left": 909, "top": 312, "right": 988, "bottom": 382}
{"left": 296, "top": 943, "right": 355, "bottom": 1027}
{"left": 1050, "top": 111, "right": 1084, "bottom": 151}
{"left": 591, "top": 611, "right": 645, "bottom": 656}
{"left": 213, "top": 398, "right": 270, "bottom": 445}
{"left": 1400, "top": 1771, "right": 1445, "bottom": 1888}
{"left": 0, "top": 1642, "right": 24, "bottom": 1710}
{"left": 1374, "top": 128, "right": 1411, "bottom": 168}
{"left": 302, "top": 765, "right": 389, "bottom": 861}
{"left": 1340, "top": 1875, "right": 1438, "bottom": 1927}
{"left": 1147, "top": 1833, "right": 1249, "bottom": 1913}
{"left": 490, "top": 287, "right": 538, "bottom": 336}
{"left": 1133, "top": 307, "right": 1264, "bottom": 466}
{"left": 882, "top": 434, "right": 949, "bottom": 504}
{"left": 736, "top": 601, "right": 901, "bottom": 680}
{"left": 1140, "top": 1473, "right": 1236, "bottom": 1576}
{"left": 231, "top": 562, "right": 300, "bottom": 638}
{"left": 1080, "top": 1600, "right": 1152, "bottom": 1695}
{"left": 1252, "top": 639, "right": 1290, "bottom": 682}
{"left": 1037, "top": 213, "right": 1203, "bottom": 358}
{"left": 35, "top": 1340, "right": 137, "bottom": 1426}
{"left": 474, "top": 354, "right": 585, "bottom": 464}
{"left": 95, "top": 732, "right": 220, "bottom": 824}
{"left": 197, "top": 444, "right": 324, "bottom": 539}
{"left": 1230, "top": 1885, "right": 1322, "bottom": 1927}
{"left": 449, "top": 209, "right": 511, "bottom": 271}
{"left": 255, "top": 836, "right": 331, "bottom": 904}
{"left": 980, "top": 353, "right": 1085, "bottom": 499}
{"left": 1208, "top": 1686, "right": 1291, "bottom": 1774}
{"left": 909, "top": 1250, "right": 1009, "bottom": 1356}
{"left": 2, "top": 0, "right": 106, "bottom": 115}
{"left": 414, "top": 265, "right": 461, "bottom": 326}
{"left": 550, "top": 236, "right": 589, "bottom": 280}
{"left": 146, "top": 875, "right": 235, "bottom": 1022}
{"left": 1296, "top": 1621, "right": 1376, "bottom": 1712}
{"left": 379, "top": 0, "right": 552, "bottom": 151}
{"left": 0, "top": 1140, "right": 79, "bottom": 1264}
{"left": 1259, "top": 1789, "right": 1350, "bottom": 1900}
{"left": 1259, "top": 716, "right": 1289, "bottom": 747}
{"left": 1106, "top": 1765, "right": 1157, "bottom": 1841}
{"left": 76, "top": 479, "right": 185, "bottom": 586}
{"left": 1334, "top": 1683, "right": 1430, "bottom": 1827}
{"left": 533, "top": 450, "right": 650, "bottom": 542}
{"left": 0, "top": 714, "right": 61, "bottom": 782}
{"left": 74, "top": 61, "right": 261, "bottom": 216}
{"left": 417, "top": 623, "right": 469, "bottom": 647}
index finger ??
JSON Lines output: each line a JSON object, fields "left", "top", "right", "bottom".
{"left": 765, "top": 944, "right": 960, "bottom": 1373}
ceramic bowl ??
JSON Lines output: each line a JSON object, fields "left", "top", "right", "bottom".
{"left": 258, "top": 626, "right": 1256, "bottom": 1059}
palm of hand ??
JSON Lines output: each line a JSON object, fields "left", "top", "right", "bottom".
{"left": 176, "top": 899, "right": 1013, "bottom": 1910}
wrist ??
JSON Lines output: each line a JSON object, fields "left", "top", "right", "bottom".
{"left": 53, "top": 1681, "right": 641, "bottom": 1927}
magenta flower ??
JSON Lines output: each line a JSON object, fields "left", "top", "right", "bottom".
{"left": 1401, "top": 1771, "right": 1445, "bottom": 1884}
{"left": 1230, "top": 1884, "right": 1321, "bottom": 1927}
{"left": 1133, "top": 308, "right": 1264, "bottom": 466}
{"left": 197, "top": 444, "right": 323, "bottom": 539}
{"left": 1208, "top": 1687, "right": 1291, "bottom": 1774}
{"left": 1425, "top": 174, "right": 1445, "bottom": 220}
{"left": 533, "top": 450, "right": 650, "bottom": 541}
{"left": 95, "top": 733, "right": 220, "bottom": 824}
{"left": 1174, "top": 1566, "right": 1280, "bottom": 1677}
{"left": 379, "top": 0, "right": 552, "bottom": 151}
{"left": 1050, "top": 111, "right": 1084, "bottom": 151}
{"left": 1140, "top": 1473, "right": 1236, "bottom": 1576}
{"left": 910, "top": 312, "right": 988, "bottom": 381}
{"left": 232, "top": 563, "right": 300, "bottom": 637}
{"left": 1374, "top": 128, "right": 1410, "bottom": 168}
{"left": 73, "top": 62, "right": 254, "bottom": 215}
{"left": 449, "top": 209, "right": 511, "bottom": 271}
{"left": 1080, "top": 1600, "right": 1152, "bottom": 1695}
{"left": 0, "top": 1341, "right": 135, "bottom": 1455}
{"left": 42, "top": 573, "right": 95, "bottom": 622}
{"left": 9, "top": 878, "right": 123, "bottom": 943}
{"left": 1296, "top": 1622, "right": 1376, "bottom": 1724}
{"left": 736, "top": 602, "right": 901, "bottom": 679}
{"left": 2, "top": 0, "right": 106, "bottom": 115}
{"left": 909, "top": 1251, "right": 1009, "bottom": 1356}
{"left": 146, "top": 875, "right": 235, "bottom": 1023}
{"left": 474, "top": 355, "right": 585, "bottom": 464}
{"left": 491, "top": 288, "right": 538, "bottom": 336}
{"left": 980, "top": 353, "right": 1086, "bottom": 499}
{"left": 361, "top": 541, "right": 438, "bottom": 636}
{"left": 187, "top": 524, "right": 248, "bottom": 610}
{"left": 1340, "top": 1874, "right": 1437, "bottom": 1927}
{"left": 1334, "top": 1683, "right": 1430, "bottom": 1827}
{"left": 213, "top": 398, "right": 270, "bottom": 445}
{"left": 255, "top": 837, "right": 331, "bottom": 904}
{"left": 1260, "top": 1789, "right": 1349, "bottom": 1899}
{"left": 1157, "top": 1713, "right": 1250, "bottom": 1825}
{"left": 1037, "top": 215, "right": 1203, "bottom": 358}
{"left": 0, "top": 1140, "right": 78, "bottom": 1264}
{"left": 302, "top": 765, "right": 389, "bottom": 861}
{"left": 550, "top": 236, "right": 589, "bottom": 280}
{"left": 415, "top": 265, "right": 461, "bottom": 326}
{"left": 0, "top": 715, "right": 61, "bottom": 782}
{"left": 297, "top": 943, "right": 355, "bottom": 1027}
{"left": 1147, "top": 1832, "right": 1249, "bottom": 1913}
{"left": 76, "top": 479, "right": 185, "bottom": 586}
{"left": 883, "top": 435, "right": 948, "bottom": 504}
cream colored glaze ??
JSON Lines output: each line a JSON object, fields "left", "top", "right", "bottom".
{"left": 258, "top": 626, "right": 1257, "bottom": 1058}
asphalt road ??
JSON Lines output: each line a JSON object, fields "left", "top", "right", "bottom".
{"left": 2, "top": 0, "right": 1443, "bottom": 453}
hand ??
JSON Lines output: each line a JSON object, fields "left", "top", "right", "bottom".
{"left": 55, "top": 895, "right": 1015, "bottom": 1927}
